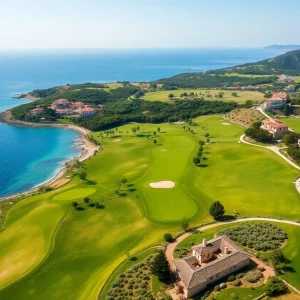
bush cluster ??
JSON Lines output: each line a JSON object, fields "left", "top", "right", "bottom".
{"left": 220, "top": 223, "right": 287, "bottom": 251}
{"left": 106, "top": 255, "right": 155, "bottom": 300}
{"left": 245, "top": 270, "right": 262, "bottom": 283}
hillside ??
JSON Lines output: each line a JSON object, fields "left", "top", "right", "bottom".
{"left": 209, "top": 49, "right": 300, "bottom": 76}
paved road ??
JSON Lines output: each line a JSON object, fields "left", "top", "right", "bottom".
{"left": 256, "top": 106, "right": 271, "bottom": 119}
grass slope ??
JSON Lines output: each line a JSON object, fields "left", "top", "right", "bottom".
{"left": 142, "top": 89, "right": 265, "bottom": 103}
{"left": 1, "top": 116, "right": 300, "bottom": 299}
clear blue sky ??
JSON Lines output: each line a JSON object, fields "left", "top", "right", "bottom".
{"left": 0, "top": 0, "right": 299, "bottom": 49}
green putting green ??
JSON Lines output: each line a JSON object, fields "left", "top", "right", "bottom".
{"left": 52, "top": 188, "right": 96, "bottom": 201}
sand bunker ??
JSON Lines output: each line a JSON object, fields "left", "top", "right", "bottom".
{"left": 222, "top": 122, "right": 231, "bottom": 125}
{"left": 149, "top": 181, "right": 175, "bottom": 189}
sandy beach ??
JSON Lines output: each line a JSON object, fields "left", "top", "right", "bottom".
{"left": 0, "top": 110, "right": 99, "bottom": 200}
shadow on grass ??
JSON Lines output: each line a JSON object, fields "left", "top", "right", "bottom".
{"left": 128, "top": 188, "right": 137, "bottom": 192}
{"left": 127, "top": 183, "right": 135, "bottom": 187}
{"left": 89, "top": 203, "right": 95, "bottom": 207}
{"left": 202, "top": 157, "right": 208, "bottom": 160}
{"left": 198, "top": 164, "right": 208, "bottom": 168}
{"left": 281, "top": 265, "right": 295, "bottom": 273}
{"left": 216, "top": 215, "right": 237, "bottom": 222}
{"left": 76, "top": 207, "right": 85, "bottom": 211}
{"left": 85, "top": 180, "right": 97, "bottom": 185}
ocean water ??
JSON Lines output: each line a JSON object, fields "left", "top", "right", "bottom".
{"left": 0, "top": 48, "right": 286, "bottom": 198}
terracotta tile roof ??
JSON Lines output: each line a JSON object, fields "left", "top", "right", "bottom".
{"left": 81, "top": 107, "right": 96, "bottom": 112}
{"left": 174, "top": 236, "right": 251, "bottom": 289}
{"left": 262, "top": 118, "right": 288, "bottom": 128}
{"left": 271, "top": 92, "right": 288, "bottom": 100}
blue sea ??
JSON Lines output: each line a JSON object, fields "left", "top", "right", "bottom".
{"left": 0, "top": 48, "right": 286, "bottom": 198}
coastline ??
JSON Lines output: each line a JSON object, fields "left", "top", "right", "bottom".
{"left": 0, "top": 110, "right": 100, "bottom": 200}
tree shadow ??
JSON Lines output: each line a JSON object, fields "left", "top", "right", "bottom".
{"left": 89, "top": 203, "right": 95, "bottom": 207}
{"left": 202, "top": 157, "right": 208, "bottom": 160}
{"left": 204, "top": 152, "right": 211, "bottom": 154}
{"left": 119, "top": 192, "right": 127, "bottom": 196}
{"left": 76, "top": 207, "right": 85, "bottom": 211}
{"left": 130, "top": 256, "right": 138, "bottom": 261}
{"left": 97, "top": 204, "right": 105, "bottom": 209}
{"left": 128, "top": 188, "right": 137, "bottom": 192}
{"left": 216, "top": 215, "right": 236, "bottom": 222}
{"left": 127, "top": 183, "right": 134, "bottom": 187}
{"left": 281, "top": 265, "right": 295, "bottom": 273}
{"left": 86, "top": 180, "right": 97, "bottom": 185}
{"left": 198, "top": 164, "right": 208, "bottom": 168}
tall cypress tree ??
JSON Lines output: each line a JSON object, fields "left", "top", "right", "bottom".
{"left": 150, "top": 250, "right": 171, "bottom": 282}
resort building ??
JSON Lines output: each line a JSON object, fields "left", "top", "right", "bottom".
{"left": 260, "top": 118, "right": 289, "bottom": 139}
{"left": 31, "top": 108, "right": 44, "bottom": 115}
{"left": 284, "top": 84, "right": 296, "bottom": 92}
{"left": 72, "top": 101, "right": 85, "bottom": 109}
{"left": 173, "top": 236, "right": 251, "bottom": 298}
{"left": 278, "top": 74, "right": 292, "bottom": 84}
{"left": 51, "top": 98, "right": 71, "bottom": 109}
{"left": 263, "top": 92, "right": 288, "bottom": 110}
{"left": 80, "top": 107, "right": 96, "bottom": 118}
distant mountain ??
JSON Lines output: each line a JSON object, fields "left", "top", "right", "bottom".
{"left": 156, "top": 49, "right": 300, "bottom": 88}
{"left": 208, "top": 49, "right": 300, "bottom": 76}
{"left": 264, "top": 44, "right": 300, "bottom": 50}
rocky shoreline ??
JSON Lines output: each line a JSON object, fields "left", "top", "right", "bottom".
{"left": 0, "top": 110, "right": 100, "bottom": 200}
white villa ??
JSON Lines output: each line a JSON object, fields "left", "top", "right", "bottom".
{"left": 173, "top": 236, "right": 251, "bottom": 298}
{"left": 263, "top": 92, "right": 288, "bottom": 110}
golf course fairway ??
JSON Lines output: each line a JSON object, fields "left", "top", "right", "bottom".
{"left": 0, "top": 115, "right": 300, "bottom": 299}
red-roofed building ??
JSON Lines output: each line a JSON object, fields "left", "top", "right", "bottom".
{"left": 80, "top": 107, "right": 96, "bottom": 118}
{"left": 72, "top": 101, "right": 85, "bottom": 109}
{"left": 31, "top": 108, "right": 44, "bottom": 115}
{"left": 51, "top": 98, "right": 71, "bottom": 109}
{"left": 263, "top": 92, "right": 288, "bottom": 110}
{"left": 261, "top": 119, "right": 289, "bottom": 139}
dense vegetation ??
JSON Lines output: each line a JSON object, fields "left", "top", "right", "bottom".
{"left": 244, "top": 121, "right": 273, "bottom": 143}
{"left": 30, "top": 83, "right": 108, "bottom": 98}
{"left": 209, "top": 49, "right": 300, "bottom": 75}
{"left": 10, "top": 85, "right": 140, "bottom": 122}
{"left": 77, "top": 99, "right": 237, "bottom": 131}
{"left": 156, "top": 73, "right": 275, "bottom": 89}
{"left": 219, "top": 223, "right": 287, "bottom": 251}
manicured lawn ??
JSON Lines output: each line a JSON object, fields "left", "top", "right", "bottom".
{"left": 207, "top": 286, "right": 265, "bottom": 300}
{"left": 142, "top": 89, "right": 265, "bottom": 103}
{"left": 52, "top": 188, "right": 96, "bottom": 201}
{"left": 282, "top": 118, "right": 300, "bottom": 132}
{"left": 1, "top": 115, "right": 300, "bottom": 299}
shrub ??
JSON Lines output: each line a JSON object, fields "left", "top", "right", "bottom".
{"left": 245, "top": 270, "right": 262, "bottom": 283}
{"left": 214, "top": 285, "right": 221, "bottom": 292}
{"left": 163, "top": 233, "right": 174, "bottom": 243}
{"left": 228, "top": 275, "right": 236, "bottom": 282}
{"left": 236, "top": 272, "right": 244, "bottom": 279}
{"left": 265, "top": 277, "right": 289, "bottom": 296}
{"left": 231, "top": 279, "right": 241, "bottom": 286}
